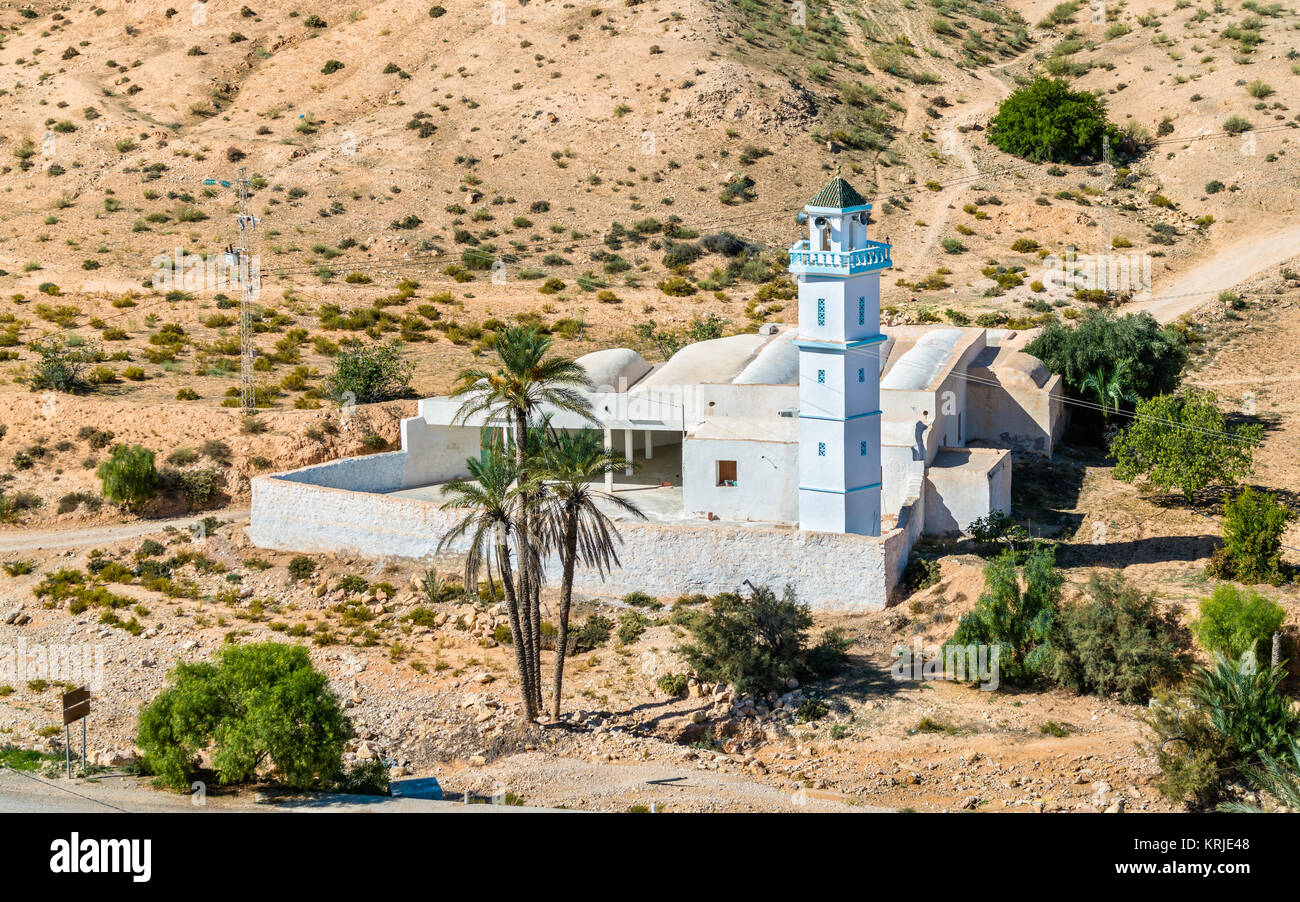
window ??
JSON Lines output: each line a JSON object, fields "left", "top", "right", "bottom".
{"left": 857, "top": 367, "right": 865, "bottom": 383}
{"left": 716, "top": 460, "right": 737, "bottom": 487}
{"left": 817, "top": 443, "right": 826, "bottom": 457}
{"left": 858, "top": 297, "right": 865, "bottom": 325}
{"left": 860, "top": 441, "right": 867, "bottom": 457}
{"left": 816, "top": 297, "right": 825, "bottom": 327}
{"left": 817, "top": 369, "right": 826, "bottom": 384}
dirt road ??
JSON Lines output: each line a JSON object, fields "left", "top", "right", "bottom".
{"left": 0, "top": 509, "right": 249, "bottom": 554}
{"left": 1135, "top": 223, "right": 1300, "bottom": 322}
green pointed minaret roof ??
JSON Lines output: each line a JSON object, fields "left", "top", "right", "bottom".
{"left": 807, "top": 175, "right": 869, "bottom": 210}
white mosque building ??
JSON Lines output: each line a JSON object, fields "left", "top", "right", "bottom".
{"left": 250, "top": 177, "right": 1065, "bottom": 608}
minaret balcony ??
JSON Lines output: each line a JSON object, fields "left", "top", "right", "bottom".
{"left": 788, "top": 239, "right": 892, "bottom": 277}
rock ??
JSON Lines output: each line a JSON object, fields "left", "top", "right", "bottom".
{"left": 467, "top": 754, "right": 487, "bottom": 766}
{"left": 959, "top": 795, "right": 979, "bottom": 810}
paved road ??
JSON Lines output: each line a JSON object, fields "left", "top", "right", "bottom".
{"left": 0, "top": 509, "right": 250, "bottom": 554}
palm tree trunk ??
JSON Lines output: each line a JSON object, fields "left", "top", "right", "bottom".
{"left": 495, "top": 531, "right": 536, "bottom": 722}
{"left": 511, "top": 407, "right": 546, "bottom": 715}
{"left": 551, "top": 506, "right": 580, "bottom": 721}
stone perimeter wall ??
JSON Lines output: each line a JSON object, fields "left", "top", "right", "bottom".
{"left": 249, "top": 459, "right": 911, "bottom": 610}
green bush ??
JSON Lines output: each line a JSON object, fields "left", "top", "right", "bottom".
{"left": 1024, "top": 309, "right": 1187, "bottom": 402}
{"left": 27, "top": 337, "right": 100, "bottom": 393}
{"left": 1048, "top": 572, "right": 1191, "bottom": 703}
{"left": 616, "top": 609, "right": 650, "bottom": 645}
{"left": 288, "top": 555, "right": 316, "bottom": 582}
{"left": 96, "top": 445, "right": 158, "bottom": 511}
{"left": 136, "top": 642, "right": 353, "bottom": 791}
{"left": 178, "top": 467, "right": 222, "bottom": 508}
{"left": 677, "top": 585, "right": 850, "bottom": 695}
{"left": 656, "top": 673, "right": 689, "bottom": 696}
{"left": 1191, "top": 584, "right": 1285, "bottom": 667}
{"left": 1141, "top": 689, "right": 1231, "bottom": 808}
{"left": 325, "top": 338, "right": 414, "bottom": 404}
{"left": 988, "top": 77, "right": 1119, "bottom": 163}
{"left": 574, "top": 613, "right": 613, "bottom": 650}
{"left": 944, "top": 546, "right": 1060, "bottom": 687}
{"left": 1208, "top": 487, "right": 1293, "bottom": 585}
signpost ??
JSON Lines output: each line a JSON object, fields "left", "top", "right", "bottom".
{"left": 61, "top": 687, "right": 90, "bottom": 778}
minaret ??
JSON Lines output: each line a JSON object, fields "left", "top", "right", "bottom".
{"left": 789, "top": 175, "right": 891, "bottom": 536}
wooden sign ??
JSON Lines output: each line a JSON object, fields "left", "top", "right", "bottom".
{"left": 62, "top": 687, "right": 90, "bottom": 725}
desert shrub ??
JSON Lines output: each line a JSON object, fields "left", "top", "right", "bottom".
{"left": 1048, "top": 572, "right": 1191, "bottom": 703}
{"left": 136, "top": 642, "right": 353, "bottom": 791}
{"left": 288, "top": 555, "right": 316, "bottom": 582}
{"left": 1141, "top": 689, "right": 1232, "bottom": 808}
{"left": 1110, "top": 392, "right": 1260, "bottom": 500}
{"left": 657, "top": 673, "right": 689, "bottom": 696}
{"left": 1191, "top": 584, "right": 1285, "bottom": 667}
{"left": 178, "top": 467, "right": 222, "bottom": 508}
{"left": 901, "top": 552, "right": 941, "bottom": 595}
{"left": 944, "top": 546, "right": 1060, "bottom": 687}
{"left": 1207, "top": 487, "right": 1293, "bottom": 585}
{"left": 574, "top": 613, "right": 613, "bottom": 650}
{"left": 96, "top": 444, "right": 158, "bottom": 511}
{"left": 616, "top": 609, "right": 650, "bottom": 644}
{"left": 325, "top": 339, "right": 414, "bottom": 404}
{"left": 1024, "top": 309, "right": 1186, "bottom": 402}
{"left": 677, "top": 585, "right": 850, "bottom": 695}
{"left": 988, "top": 77, "right": 1119, "bottom": 163}
{"left": 27, "top": 337, "right": 100, "bottom": 393}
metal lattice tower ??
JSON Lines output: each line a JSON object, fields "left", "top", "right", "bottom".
{"left": 235, "top": 169, "right": 257, "bottom": 414}
{"left": 204, "top": 169, "right": 258, "bottom": 415}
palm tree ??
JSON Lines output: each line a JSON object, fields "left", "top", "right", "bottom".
{"left": 450, "top": 328, "right": 595, "bottom": 714}
{"left": 1079, "top": 359, "right": 1140, "bottom": 419}
{"left": 438, "top": 447, "right": 543, "bottom": 721}
{"left": 450, "top": 326, "right": 595, "bottom": 458}
{"left": 538, "top": 430, "right": 645, "bottom": 721}
{"left": 1219, "top": 739, "right": 1300, "bottom": 812}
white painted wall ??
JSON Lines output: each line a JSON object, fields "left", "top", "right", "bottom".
{"left": 249, "top": 469, "right": 914, "bottom": 610}
{"left": 682, "top": 436, "right": 798, "bottom": 522}
{"left": 923, "top": 449, "right": 1012, "bottom": 536}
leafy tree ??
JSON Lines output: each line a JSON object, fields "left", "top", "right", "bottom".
{"left": 96, "top": 444, "right": 158, "bottom": 511}
{"left": 944, "top": 545, "right": 1061, "bottom": 686}
{"left": 1049, "top": 572, "right": 1191, "bottom": 703}
{"left": 987, "top": 77, "right": 1120, "bottom": 163}
{"left": 1109, "top": 391, "right": 1260, "bottom": 500}
{"left": 325, "top": 338, "right": 414, "bottom": 404}
{"left": 1208, "top": 486, "right": 1293, "bottom": 585}
{"left": 1024, "top": 310, "right": 1187, "bottom": 403}
{"left": 136, "top": 642, "right": 353, "bottom": 791}
{"left": 677, "top": 585, "right": 851, "bottom": 695}
{"left": 1191, "top": 584, "right": 1285, "bottom": 667}
{"left": 439, "top": 447, "right": 537, "bottom": 718}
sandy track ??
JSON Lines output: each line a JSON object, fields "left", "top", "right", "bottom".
{"left": 0, "top": 508, "right": 249, "bottom": 553}
{"left": 1134, "top": 223, "right": 1300, "bottom": 322}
